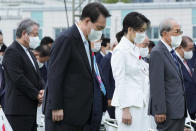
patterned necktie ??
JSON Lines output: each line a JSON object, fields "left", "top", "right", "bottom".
{"left": 93, "top": 53, "right": 106, "bottom": 95}
{"left": 183, "top": 60, "right": 192, "bottom": 77}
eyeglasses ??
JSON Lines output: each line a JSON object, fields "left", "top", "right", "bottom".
{"left": 173, "top": 30, "right": 183, "bottom": 35}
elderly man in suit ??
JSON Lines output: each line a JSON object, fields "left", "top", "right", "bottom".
{"left": 149, "top": 18, "right": 186, "bottom": 131}
{"left": 2, "top": 19, "right": 44, "bottom": 131}
{"left": 45, "top": 2, "right": 110, "bottom": 131}
{"left": 175, "top": 36, "right": 196, "bottom": 130}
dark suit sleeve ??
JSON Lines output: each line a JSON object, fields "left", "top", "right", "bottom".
{"left": 3, "top": 49, "right": 39, "bottom": 101}
{"left": 48, "top": 36, "right": 71, "bottom": 110}
{"left": 149, "top": 50, "right": 166, "bottom": 115}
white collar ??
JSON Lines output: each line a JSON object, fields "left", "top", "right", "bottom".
{"left": 175, "top": 51, "right": 184, "bottom": 63}
{"left": 100, "top": 51, "right": 105, "bottom": 57}
{"left": 121, "top": 36, "right": 135, "bottom": 49}
{"left": 75, "top": 22, "right": 87, "bottom": 43}
{"left": 161, "top": 38, "right": 172, "bottom": 52}
{"left": 16, "top": 40, "right": 28, "bottom": 51}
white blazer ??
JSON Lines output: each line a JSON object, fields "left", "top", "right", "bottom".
{"left": 111, "top": 36, "right": 149, "bottom": 109}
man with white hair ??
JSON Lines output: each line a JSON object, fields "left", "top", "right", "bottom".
{"left": 2, "top": 19, "right": 44, "bottom": 131}
{"left": 149, "top": 18, "right": 186, "bottom": 131}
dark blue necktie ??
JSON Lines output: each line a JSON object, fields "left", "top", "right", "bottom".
{"left": 170, "top": 50, "right": 180, "bottom": 69}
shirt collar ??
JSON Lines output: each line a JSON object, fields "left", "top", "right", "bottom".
{"left": 175, "top": 51, "right": 184, "bottom": 62}
{"left": 75, "top": 23, "right": 88, "bottom": 43}
{"left": 161, "top": 38, "right": 172, "bottom": 52}
{"left": 16, "top": 40, "right": 28, "bottom": 51}
{"left": 121, "top": 36, "right": 135, "bottom": 49}
{"left": 100, "top": 51, "right": 105, "bottom": 57}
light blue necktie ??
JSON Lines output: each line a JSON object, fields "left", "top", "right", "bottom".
{"left": 84, "top": 41, "right": 92, "bottom": 68}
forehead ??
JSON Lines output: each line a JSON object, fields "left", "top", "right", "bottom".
{"left": 171, "top": 21, "right": 181, "bottom": 30}
{"left": 186, "top": 40, "right": 194, "bottom": 48}
{"left": 93, "top": 14, "right": 106, "bottom": 30}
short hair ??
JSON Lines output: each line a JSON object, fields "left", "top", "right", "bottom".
{"left": 0, "top": 31, "right": 2, "bottom": 35}
{"left": 101, "top": 38, "right": 110, "bottom": 47}
{"left": 16, "top": 19, "right": 39, "bottom": 38}
{"left": 148, "top": 40, "right": 155, "bottom": 48}
{"left": 159, "top": 18, "right": 176, "bottom": 37}
{"left": 80, "top": 2, "right": 111, "bottom": 23}
{"left": 181, "top": 36, "right": 193, "bottom": 48}
{"left": 40, "top": 36, "right": 54, "bottom": 46}
{"left": 35, "top": 45, "right": 50, "bottom": 58}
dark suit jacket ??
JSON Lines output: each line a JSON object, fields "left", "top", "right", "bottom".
{"left": 100, "top": 52, "right": 115, "bottom": 100}
{"left": 2, "top": 41, "right": 43, "bottom": 115}
{"left": 39, "top": 64, "right": 47, "bottom": 84}
{"left": 45, "top": 24, "right": 94, "bottom": 126}
{"left": 149, "top": 40, "right": 186, "bottom": 119}
{"left": 95, "top": 52, "right": 104, "bottom": 66}
{"left": 176, "top": 56, "right": 196, "bottom": 115}
{"left": 0, "top": 44, "right": 7, "bottom": 52}
{"left": 0, "top": 64, "right": 5, "bottom": 110}
{"left": 91, "top": 68, "right": 107, "bottom": 122}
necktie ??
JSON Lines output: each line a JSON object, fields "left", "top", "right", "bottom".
{"left": 183, "top": 60, "right": 192, "bottom": 77}
{"left": 84, "top": 41, "right": 92, "bottom": 68}
{"left": 170, "top": 50, "right": 180, "bottom": 69}
{"left": 93, "top": 55, "right": 106, "bottom": 95}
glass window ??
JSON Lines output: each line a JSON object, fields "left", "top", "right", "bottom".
{"left": 54, "top": 28, "right": 66, "bottom": 38}
{"left": 153, "top": 27, "right": 159, "bottom": 39}
{"left": 102, "top": 27, "right": 110, "bottom": 38}
{"left": 193, "top": 26, "right": 196, "bottom": 39}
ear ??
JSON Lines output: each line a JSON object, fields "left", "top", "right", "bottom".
{"left": 128, "top": 27, "right": 134, "bottom": 34}
{"left": 162, "top": 31, "right": 168, "bottom": 37}
{"left": 22, "top": 30, "right": 27, "bottom": 37}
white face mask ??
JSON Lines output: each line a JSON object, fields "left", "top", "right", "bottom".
{"left": 92, "top": 42, "right": 101, "bottom": 52}
{"left": 88, "top": 29, "right": 102, "bottom": 42}
{"left": 171, "top": 35, "right": 182, "bottom": 48}
{"left": 184, "top": 50, "right": 193, "bottom": 60}
{"left": 140, "top": 47, "right": 149, "bottom": 57}
{"left": 37, "top": 60, "right": 44, "bottom": 68}
{"left": 134, "top": 32, "right": 146, "bottom": 44}
{"left": 105, "top": 50, "right": 110, "bottom": 55}
{"left": 29, "top": 36, "right": 40, "bottom": 49}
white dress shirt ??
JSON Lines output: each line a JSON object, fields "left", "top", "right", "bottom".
{"left": 161, "top": 38, "right": 172, "bottom": 52}
{"left": 17, "top": 41, "right": 36, "bottom": 70}
{"left": 75, "top": 23, "right": 92, "bottom": 68}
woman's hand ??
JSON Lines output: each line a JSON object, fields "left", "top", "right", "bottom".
{"left": 122, "top": 107, "right": 132, "bottom": 125}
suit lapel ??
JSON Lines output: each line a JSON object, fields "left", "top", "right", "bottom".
{"left": 15, "top": 42, "right": 39, "bottom": 76}
{"left": 159, "top": 42, "right": 181, "bottom": 77}
{"left": 72, "top": 24, "right": 92, "bottom": 76}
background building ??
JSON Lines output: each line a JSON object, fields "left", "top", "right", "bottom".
{"left": 0, "top": 0, "right": 196, "bottom": 45}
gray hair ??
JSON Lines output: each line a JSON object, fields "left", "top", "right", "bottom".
{"left": 16, "top": 19, "right": 39, "bottom": 38}
{"left": 159, "top": 18, "right": 177, "bottom": 37}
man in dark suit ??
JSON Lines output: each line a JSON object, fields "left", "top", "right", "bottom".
{"left": 45, "top": 2, "right": 110, "bottom": 131}
{"left": 100, "top": 42, "right": 117, "bottom": 119}
{"left": 2, "top": 19, "right": 44, "bottom": 131}
{"left": 175, "top": 36, "right": 196, "bottom": 130}
{"left": 149, "top": 18, "right": 186, "bottom": 131}
{"left": 95, "top": 38, "right": 110, "bottom": 65}
{"left": 0, "top": 31, "right": 7, "bottom": 56}
{"left": 83, "top": 40, "right": 107, "bottom": 131}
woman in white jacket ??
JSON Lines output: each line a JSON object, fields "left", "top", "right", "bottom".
{"left": 111, "top": 12, "right": 156, "bottom": 131}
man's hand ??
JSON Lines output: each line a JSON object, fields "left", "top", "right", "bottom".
{"left": 122, "top": 107, "right": 132, "bottom": 125}
{"left": 52, "top": 109, "right": 64, "bottom": 122}
{"left": 155, "top": 114, "right": 166, "bottom": 123}
{"left": 108, "top": 99, "right": 112, "bottom": 107}
{"left": 37, "top": 90, "right": 44, "bottom": 104}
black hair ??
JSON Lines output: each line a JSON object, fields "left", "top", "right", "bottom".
{"left": 35, "top": 45, "right": 51, "bottom": 57}
{"left": 101, "top": 38, "right": 110, "bottom": 47}
{"left": 181, "top": 36, "right": 193, "bottom": 48}
{"left": 116, "top": 12, "right": 150, "bottom": 42}
{"left": 148, "top": 40, "right": 155, "bottom": 48}
{"left": 80, "top": 2, "right": 111, "bottom": 23}
{"left": 0, "top": 31, "right": 2, "bottom": 35}
{"left": 40, "top": 36, "right": 54, "bottom": 46}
